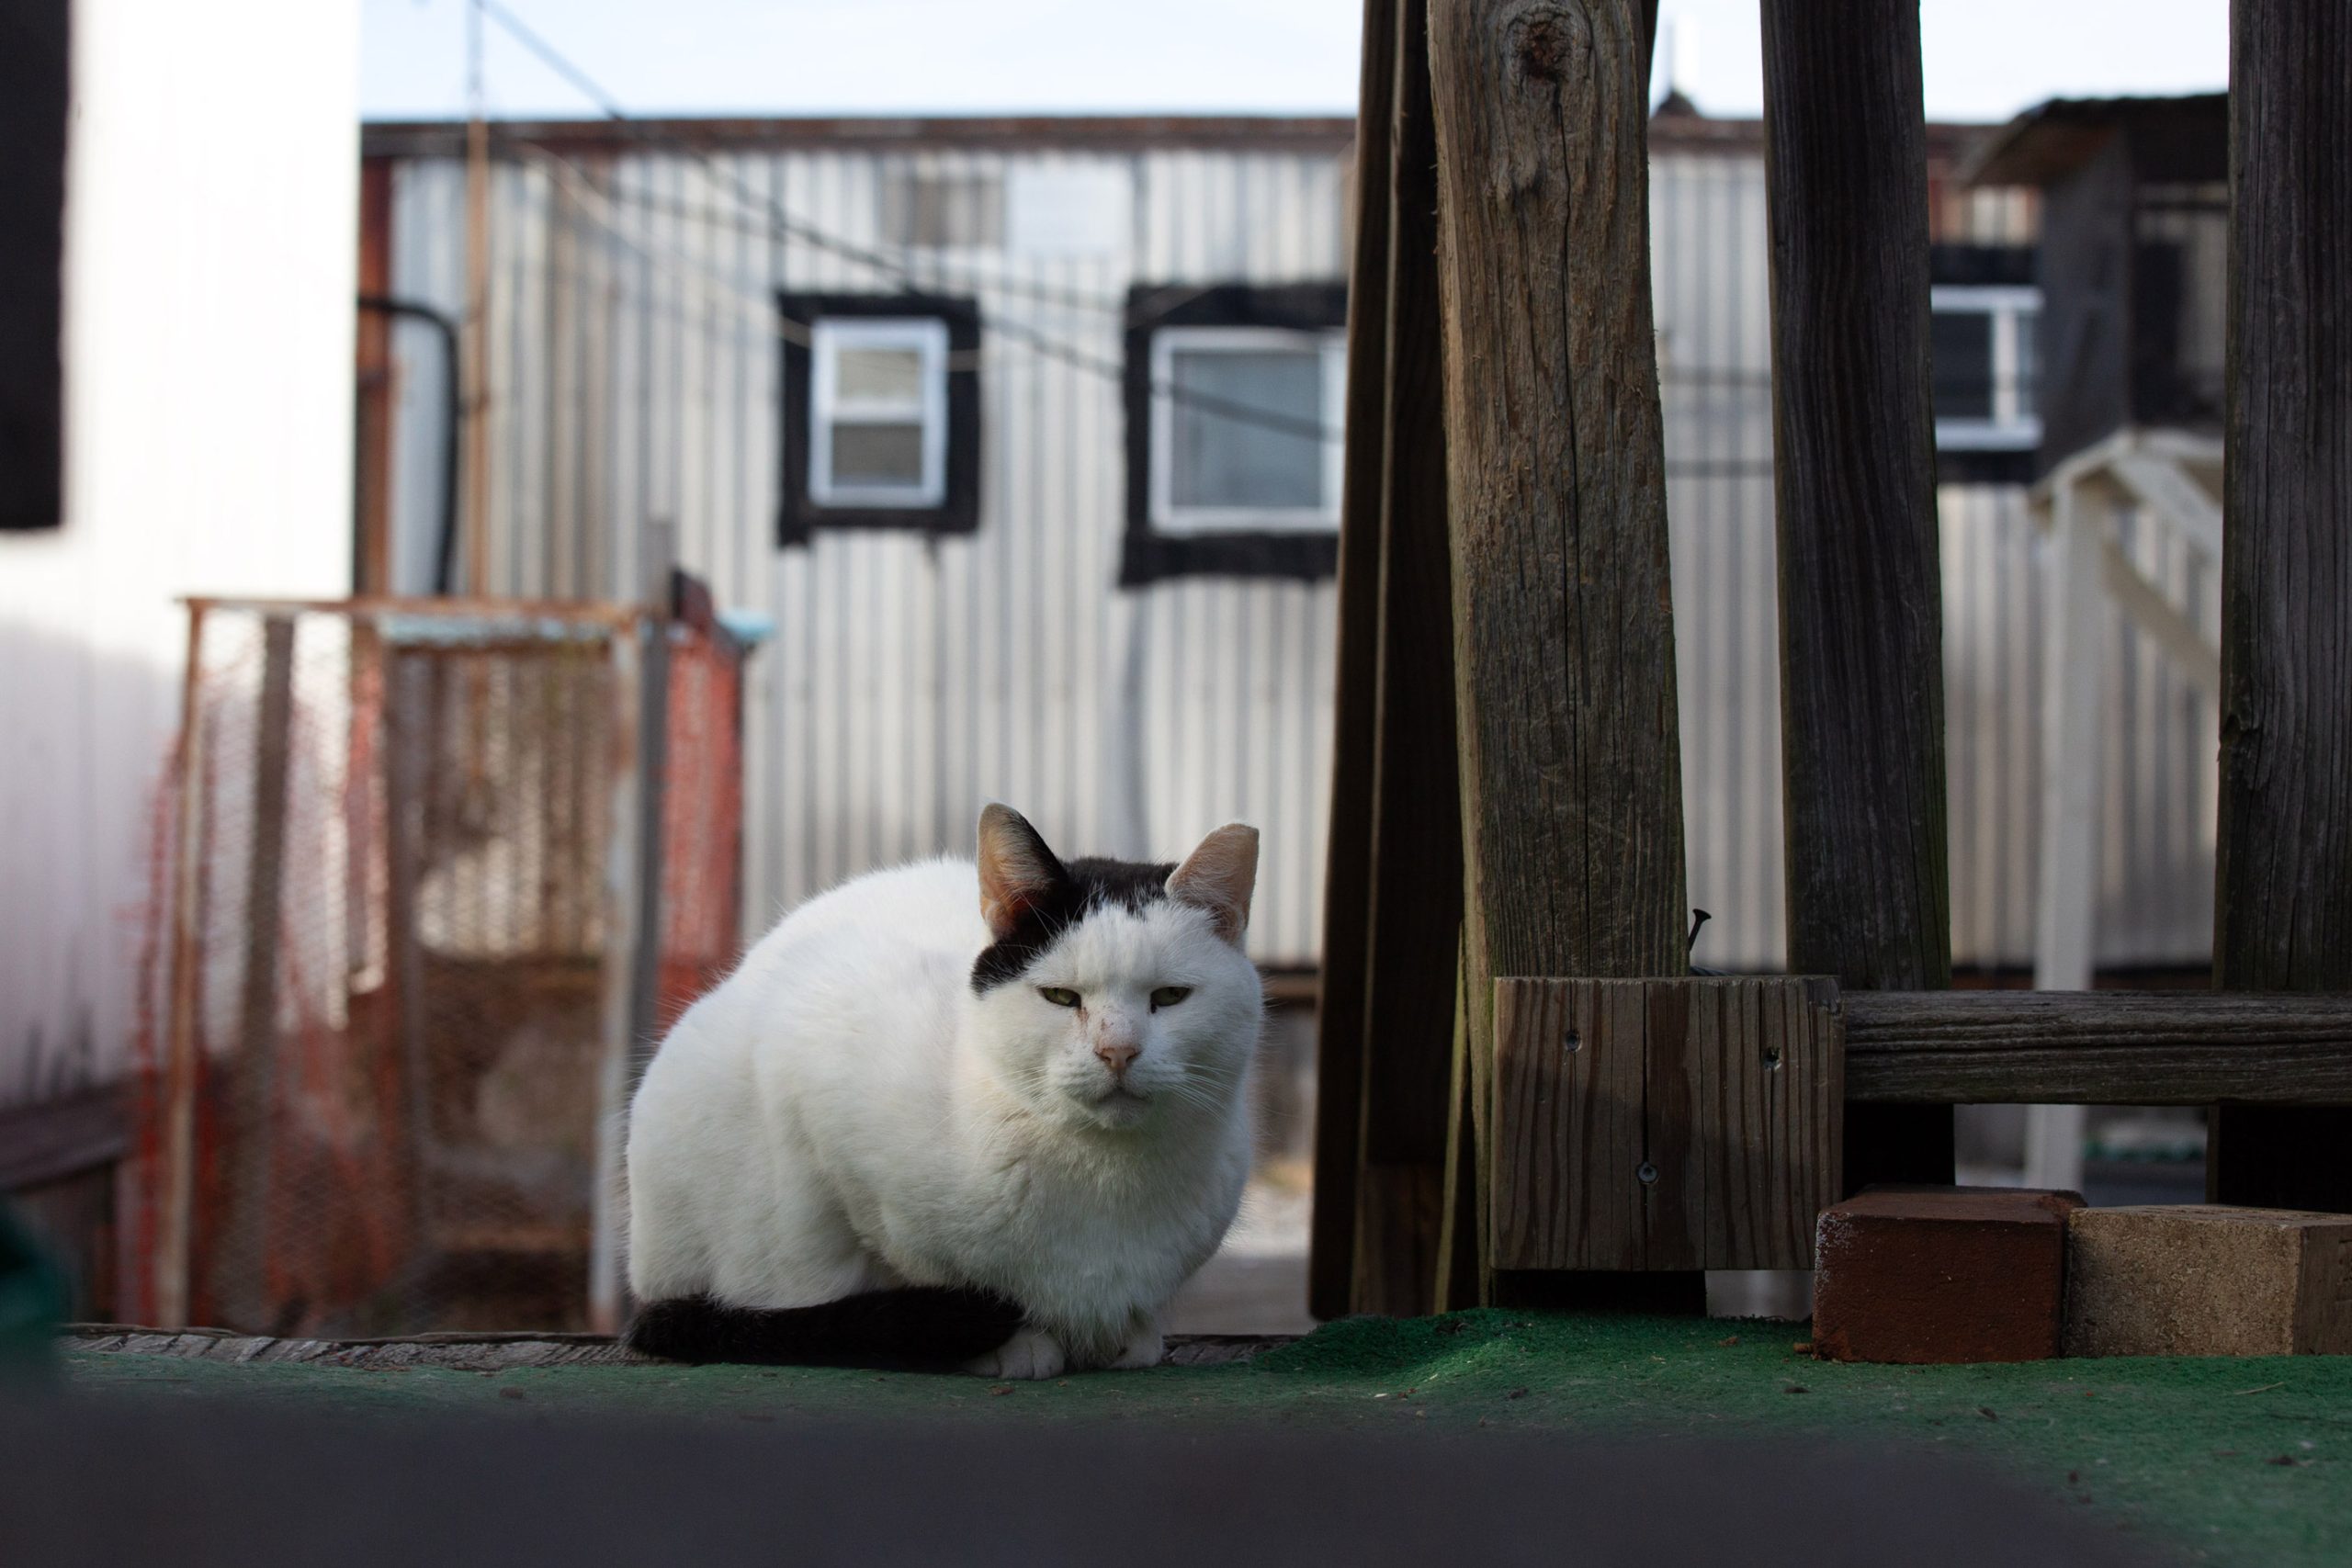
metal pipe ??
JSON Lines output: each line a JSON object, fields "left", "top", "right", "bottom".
{"left": 357, "top": 296, "right": 463, "bottom": 594}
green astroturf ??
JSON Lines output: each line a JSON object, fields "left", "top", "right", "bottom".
{"left": 63, "top": 1311, "right": 2351, "bottom": 1567}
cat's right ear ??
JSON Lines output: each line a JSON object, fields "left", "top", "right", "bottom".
{"left": 976, "top": 804, "right": 1064, "bottom": 941}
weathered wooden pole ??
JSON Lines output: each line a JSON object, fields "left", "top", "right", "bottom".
{"left": 1307, "top": 0, "right": 1399, "bottom": 1322}
{"left": 2211, "top": 0, "right": 2352, "bottom": 1212}
{"left": 1428, "top": 0, "right": 1690, "bottom": 1305}
{"left": 1350, "top": 0, "right": 1463, "bottom": 1317}
{"left": 218, "top": 615, "right": 298, "bottom": 1330}
{"left": 1758, "top": 0, "right": 1954, "bottom": 1190}
{"left": 154, "top": 605, "right": 213, "bottom": 1328}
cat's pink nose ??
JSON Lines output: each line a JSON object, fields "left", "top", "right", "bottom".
{"left": 1094, "top": 1040, "right": 1140, "bottom": 1075}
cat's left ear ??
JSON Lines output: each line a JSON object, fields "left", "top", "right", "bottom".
{"left": 1167, "top": 824, "right": 1258, "bottom": 945}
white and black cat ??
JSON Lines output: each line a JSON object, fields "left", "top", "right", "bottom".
{"left": 624, "top": 805, "right": 1263, "bottom": 1377}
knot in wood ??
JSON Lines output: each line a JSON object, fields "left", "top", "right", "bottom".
{"left": 1510, "top": 4, "right": 1590, "bottom": 85}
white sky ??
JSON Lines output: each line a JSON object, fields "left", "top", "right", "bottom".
{"left": 361, "top": 0, "right": 2229, "bottom": 125}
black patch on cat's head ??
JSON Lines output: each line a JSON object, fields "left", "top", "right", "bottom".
{"left": 970, "top": 854, "right": 1178, "bottom": 993}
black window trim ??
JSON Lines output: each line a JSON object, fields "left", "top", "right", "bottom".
{"left": 0, "top": 0, "right": 70, "bottom": 532}
{"left": 776, "top": 290, "right": 981, "bottom": 546}
{"left": 1120, "top": 281, "right": 1347, "bottom": 588}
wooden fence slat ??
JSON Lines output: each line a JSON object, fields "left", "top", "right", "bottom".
{"left": 1846, "top": 990, "right": 2352, "bottom": 1107}
{"left": 1645, "top": 980, "right": 1699, "bottom": 1270}
{"left": 1306, "top": 0, "right": 1401, "bottom": 1322}
{"left": 1701, "top": 978, "right": 1842, "bottom": 1269}
{"left": 2211, "top": 0, "right": 2352, "bottom": 1212}
{"left": 1758, "top": 0, "right": 1953, "bottom": 1193}
{"left": 1350, "top": 0, "right": 1462, "bottom": 1319}
{"left": 1494, "top": 977, "right": 1838, "bottom": 1273}
{"left": 1433, "top": 927, "right": 1479, "bottom": 1312}
{"left": 217, "top": 615, "right": 298, "bottom": 1330}
{"left": 154, "top": 605, "right": 212, "bottom": 1329}
{"left": 1429, "top": 0, "right": 1690, "bottom": 1304}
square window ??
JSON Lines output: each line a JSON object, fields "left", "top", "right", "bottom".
{"left": 1930, "top": 284, "right": 2042, "bottom": 454}
{"left": 808, "top": 318, "right": 947, "bottom": 508}
{"left": 776, "top": 294, "right": 980, "bottom": 543}
{"left": 1152, "top": 329, "right": 1344, "bottom": 530}
{"left": 1121, "top": 283, "right": 1349, "bottom": 586}
{"left": 1931, "top": 309, "right": 1996, "bottom": 423}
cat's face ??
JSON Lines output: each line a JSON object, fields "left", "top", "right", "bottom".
{"left": 967, "top": 807, "right": 1262, "bottom": 1133}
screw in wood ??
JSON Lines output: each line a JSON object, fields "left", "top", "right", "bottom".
{"left": 1563, "top": 1027, "right": 1582, "bottom": 1055}
{"left": 1636, "top": 1161, "right": 1659, "bottom": 1185}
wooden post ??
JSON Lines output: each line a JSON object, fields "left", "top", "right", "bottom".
{"left": 1758, "top": 0, "right": 1954, "bottom": 1191}
{"left": 626, "top": 521, "right": 674, "bottom": 1078}
{"left": 1428, "top": 0, "right": 1690, "bottom": 1306}
{"left": 587, "top": 522, "right": 673, "bottom": 1333}
{"left": 1349, "top": 0, "right": 1463, "bottom": 1319}
{"left": 1306, "top": 0, "right": 1398, "bottom": 1323}
{"left": 154, "top": 605, "right": 211, "bottom": 1328}
{"left": 382, "top": 643, "right": 440, "bottom": 1303}
{"left": 217, "top": 615, "right": 298, "bottom": 1329}
{"left": 2027, "top": 475, "right": 2103, "bottom": 1191}
{"left": 2211, "top": 0, "right": 2352, "bottom": 1212}
{"left": 588, "top": 621, "right": 642, "bottom": 1337}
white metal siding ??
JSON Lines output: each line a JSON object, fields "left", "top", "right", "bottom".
{"left": 0, "top": 0, "right": 357, "bottom": 1106}
{"left": 390, "top": 142, "right": 1347, "bottom": 964}
{"left": 1651, "top": 150, "right": 2216, "bottom": 974}
{"left": 383, "top": 133, "right": 2217, "bottom": 977}
{"left": 1654, "top": 152, "right": 1785, "bottom": 971}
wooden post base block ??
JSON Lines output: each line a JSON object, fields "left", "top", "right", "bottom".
{"left": 1493, "top": 977, "right": 1843, "bottom": 1272}
{"left": 1813, "top": 1187, "right": 2085, "bottom": 1364}
{"left": 2064, "top": 1205, "right": 2352, "bottom": 1358}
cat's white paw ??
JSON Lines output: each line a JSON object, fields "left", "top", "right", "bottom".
{"left": 1110, "top": 1326, "right": 1164, "bottom": 1370}
{"left": 965, "top": 1325, "right": 1067, "bottom": 1381}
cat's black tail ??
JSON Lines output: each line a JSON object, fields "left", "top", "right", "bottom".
{"left": 626, "top": 1288, "right": 1026, "bottom": 1371}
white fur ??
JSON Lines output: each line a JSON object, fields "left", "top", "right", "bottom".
{"left": 625, "top": 853, "right": 1262, "bottom": 1374}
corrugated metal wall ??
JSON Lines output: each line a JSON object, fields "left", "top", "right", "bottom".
{"left": 1649, "top": 150, "right": 2215, "bottom": 972}
{"left": 1, "top": 2, "right": 358, "bottom": 1108}
{"left": 380, "top": 130, "right": 2217, "bottom": 975}
{"left": 388, "top": 141, "right": 1346, "bottom": 963}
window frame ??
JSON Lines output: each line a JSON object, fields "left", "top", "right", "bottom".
{"left": 807, "top": 317, "right": 951, "bottom": 510}
{"left": 776, "top": 291, "right": 980, "bottom": 545}
{"left": 1930, "top": 283, "right": 2043, "bottom": 453}
{"left": 1121, "top": 282, "right": 1349, "bottom": 587}
{"left": 1146, "top": 324, "right": 1347, "bottom": 536}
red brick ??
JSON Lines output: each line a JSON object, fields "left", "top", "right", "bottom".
{"left": 1812, "top": 1186, "right": 2086, "bottom": 1364}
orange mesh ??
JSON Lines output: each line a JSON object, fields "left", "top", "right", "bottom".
{"left": 657, "top": 619, "right": 746, "bottom": 1032}
{"left": 122, "top": 593, "right": 745, "bottom": 1336}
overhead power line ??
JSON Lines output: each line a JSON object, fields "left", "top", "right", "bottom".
{"left": 472, "top": 0, "right": 1346, "bottom": 446}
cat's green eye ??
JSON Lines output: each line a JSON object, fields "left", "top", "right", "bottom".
{"left": 1150, "top": 986, "right": 1193, "bottom": 1010}
{"left": 1038, "top": 987, "right": 1081, "bottom": 1009}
